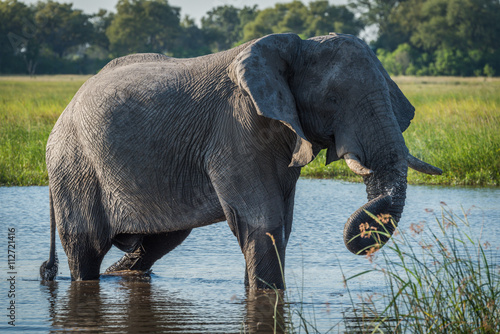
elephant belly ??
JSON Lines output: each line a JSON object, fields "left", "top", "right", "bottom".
{"left": 93, "top": 148, "right": 225, "bottom": 234}
{"left": 103, "top": 182, "right": 226, "bottom": 235}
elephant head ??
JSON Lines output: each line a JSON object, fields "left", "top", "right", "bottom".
{"left": 230, "top": 33, "right": 441, "bottom": 255}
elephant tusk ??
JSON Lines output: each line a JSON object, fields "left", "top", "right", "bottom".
{"left": 344, "top": 153, "right": 373, "bottom": 176}
{"left": 407, "top": 154, "right": 443, "bottom": 175}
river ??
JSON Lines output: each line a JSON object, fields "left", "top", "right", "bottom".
{"left": 0, "top": 179, "right": 498, "bottom": 333}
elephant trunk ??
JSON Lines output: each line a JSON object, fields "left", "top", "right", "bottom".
{"left": 344, "top": 157, "right": 408, "bottom": 255}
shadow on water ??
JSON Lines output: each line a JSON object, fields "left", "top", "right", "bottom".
{"left": 341, "top": 306, "right": 401, "bottom": 333}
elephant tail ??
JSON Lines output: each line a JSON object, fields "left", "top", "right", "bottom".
{"left": 40, "top": 187, "right": 58, "bottom": 281}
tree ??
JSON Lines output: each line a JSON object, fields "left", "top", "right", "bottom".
{"left": 0, "top": 0, "right": 38, "bottom": 73}
{"left": 305, "top": 1, "right": 364, "bottom": 37}
{"left": 275, "top": 1, "right": 309, "bottom": 34}
{"left": 202, "top": 5, "right": 240, "bottom": 51}
{"left": 90, "top": 9, "right": 114, "bottom": 52}
{"left": 173, "top": 15, "right": 211, "bottom": 57}
{"left": 200, "top": 5, "right": 258, "bottom": 52}
{"left": 33, "top": 1, "right": 94, "bottom": 58}
{"left": 242, "top": 7, "right": 279, "bottom": 41}
{"left": 1, "top": 0, "right": 106, "bottom": 74}
{"left": 349, "top": 0, "right": 411, "bottom": 50}
{"left": 351, "top": 0, "right": 500, "bottom": 76}
{"left": 242, "top": 0, "right": 363, "bottom": 42}
{"left": 399, "top": 0, "right": 500, "bottom": 75}
{"left": 106, "top": 0, "right": 181, "bottom": 56}
{"left": 408, "top": 0, "right": 500, "bottom": 53}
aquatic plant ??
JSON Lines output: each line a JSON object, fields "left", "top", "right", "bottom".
{"left": 345, "top": 205, "right": 500, "bottom": 333}
{"left": 259, "top": 204, "right": 500, "bottom": 333}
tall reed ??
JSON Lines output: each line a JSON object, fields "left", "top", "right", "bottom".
{"left": 346, "top": 205, "right": 500, "bottom": 333}
{"left": 262, "top": 205, "right": 500, "bottom": 333}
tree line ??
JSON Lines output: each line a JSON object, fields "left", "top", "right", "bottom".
{"left": 1, "top": 0, "right": 499, "bottom": 76}
{"left": 353, "top": 0, "right": 500, "bottom": 76}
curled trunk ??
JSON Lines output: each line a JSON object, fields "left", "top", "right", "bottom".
{"left": 344, "top": 159, "right": 408, "bottom": 255}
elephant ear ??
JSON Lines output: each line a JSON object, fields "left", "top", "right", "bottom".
{"left": 359, "top": 39, "right": 415, "bottom": 132}
{"left": 375, "top": 54, "right": 415, "bottom": 132}
{"left": 229, "top": 33, "right": 315, "bottom": 167}
{"left": 385, "top": 74, "right": 415, "bottom": 132}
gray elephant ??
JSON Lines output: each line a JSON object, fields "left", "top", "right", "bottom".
{"left": 40, "top": 33, "right": 441, "bottom": 289}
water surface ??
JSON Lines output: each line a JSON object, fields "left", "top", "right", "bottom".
{"left": 0, "top": 179, "right": 498, "bottom": 332}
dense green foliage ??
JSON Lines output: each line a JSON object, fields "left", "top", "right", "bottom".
{"left": 0, "top": 76, "right": 499, "bottom": 186}
{"left": 350, "top": 0, "right": 500, "bottom": 76}
{"left": 241, "top": 1, "right": 363, "bottom": 41}
{"left": 3, "top": 0, "right": 497, "bottom": 75}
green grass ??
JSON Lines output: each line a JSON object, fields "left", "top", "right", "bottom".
{"left": 1, "top": 75, "right": 499, "bottom": 186}
{"left": 0, "top": 75, "right": 90, "bottom": 185}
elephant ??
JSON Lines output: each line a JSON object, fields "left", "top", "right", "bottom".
{"left": 40, "top": 33, "right": 442, "bottom": 289}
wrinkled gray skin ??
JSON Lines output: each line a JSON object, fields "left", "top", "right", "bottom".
{"left": 40, "top": 33, "right": 441, "bottom": 289}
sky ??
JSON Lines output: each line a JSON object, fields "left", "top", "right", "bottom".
{"left": 20, "top": 0, "right": 349, "bottom": 23}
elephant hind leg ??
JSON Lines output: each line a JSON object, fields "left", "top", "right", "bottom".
{"left": 66, "top": 239, "right": 112, "bottom": 280}
{"left": 61, "top": 206, "right": 112, "bottom": 280}
{"left": 105, "top": 229, "right": 192, "bottom": 274}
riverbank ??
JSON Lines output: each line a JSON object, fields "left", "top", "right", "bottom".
{"left": 1, "top": 75, "right": 499, "bottom": 186}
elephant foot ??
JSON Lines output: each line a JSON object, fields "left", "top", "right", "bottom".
{"left": 104, "top": 247, "right": 147, "bottom": 274}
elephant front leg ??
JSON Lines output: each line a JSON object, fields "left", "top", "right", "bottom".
{"left": 224, "top": 203, "right": 288, "bottom": 289}
{"left": 242, "top": 226, "right": 287, "bottom": 290}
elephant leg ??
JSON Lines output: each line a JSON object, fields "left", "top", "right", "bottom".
{"left": 224, "top": 184, "right": 296, "bottom": 290}
{"left": 59, "top": 214, "right": 112, "bottom": 281}
{"left": 65, "top": 236, "right": 112, "bottom": 281}
{"left": 244, "top": 225, "right": 287, "bottom": 290}
{"left": 135, "top": 230, "right": 192, "bottom": 271}
{"left": 210, "top": 156, "right": 299, "bottom": 289}
{"left": 105, "top": 229, "right": 192, "bottom": 273}
{"left": 223, "top": 203, "right": 289, "bottom": 290}
{"left": 53, "top": 170, "right": 112, "bottom": 281}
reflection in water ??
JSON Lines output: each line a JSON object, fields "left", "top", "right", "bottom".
{"left": 245, "top": 289, "right": 287, "bottom": 334}
{"left": 341, "top": 306, "right": 398, "bottom": 333}
{"left": 42, "top": 276, "right": 203, "bottom": 333}
{"left": 41, "top": 275, "right": 292, "bottom": 333}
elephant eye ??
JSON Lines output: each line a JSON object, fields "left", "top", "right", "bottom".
{"left": 328, "top": 95, "right": 340, "bottom": 105}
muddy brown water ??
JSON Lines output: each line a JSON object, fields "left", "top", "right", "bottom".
{"left": 1, "top": 179, "right": 499, "bottom": 333}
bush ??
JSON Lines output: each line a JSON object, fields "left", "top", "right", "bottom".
{"left": 375, "top": 44, "right": 499, "bottom": 77}
{"left": 377, "top": 43, "right": 413, "bottom": 76}
{"left": 484, "top": 64, "right": 496, "bottom": 77}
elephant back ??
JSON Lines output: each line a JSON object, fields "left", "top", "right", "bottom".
{"left": 99, "top": 53, "right": 173, "bottom": 74}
